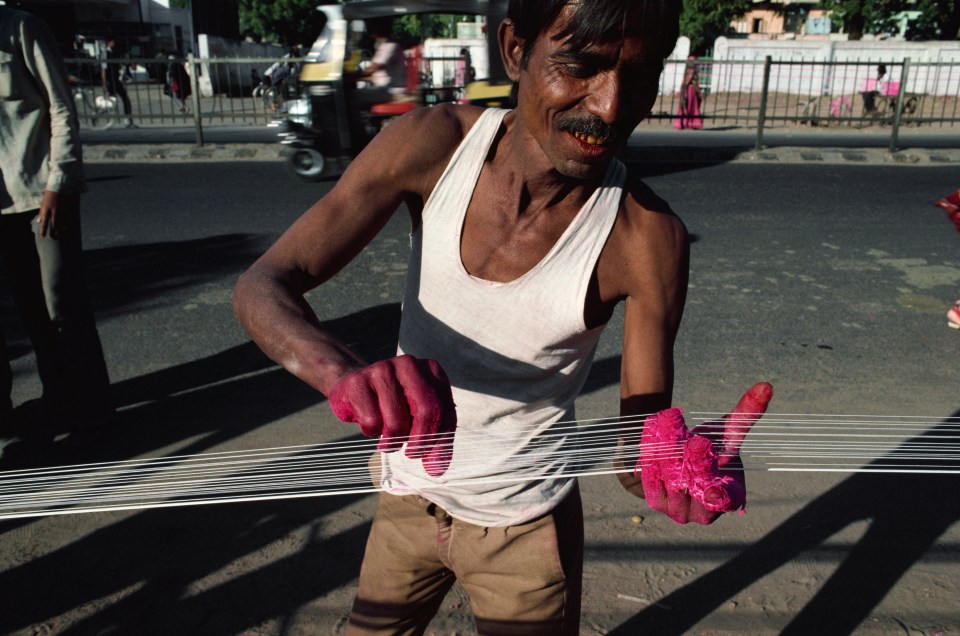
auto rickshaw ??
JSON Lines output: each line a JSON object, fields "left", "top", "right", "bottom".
{"left": 278, "top": 0, "right": 511, "bottom": 181}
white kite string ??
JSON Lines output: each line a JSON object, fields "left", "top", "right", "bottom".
{"left": 0, "top": 411, "right": 958, "bottom": 520}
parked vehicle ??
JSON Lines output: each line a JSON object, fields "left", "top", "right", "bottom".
{"left": 278, "top": 0, "right": 510, "bottom": 181}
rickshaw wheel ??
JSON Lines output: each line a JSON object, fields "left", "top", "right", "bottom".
{"left": 288, "top": 148, "right": 326, "bottom": 181}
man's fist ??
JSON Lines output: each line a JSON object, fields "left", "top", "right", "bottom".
{"left": 328, "top": 355, "right": 457, "bottom": 477}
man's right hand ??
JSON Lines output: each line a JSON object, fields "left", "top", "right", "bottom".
{"left": 328, "top": 355, "right": 457, "bottom": 477}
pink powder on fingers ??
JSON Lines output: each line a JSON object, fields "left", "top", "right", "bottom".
{"left": 636, "top": 408, "right": 745, "bottom": 521}
{"left": 328, "top": 356, "right": 458, "bottom": 477}
{"left": 682, "top": 435, "right": 745, "bottom": 513}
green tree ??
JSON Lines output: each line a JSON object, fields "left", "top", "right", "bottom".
{"left": 819, "top": 0, "right": 900, "bottom": 39}
{"left": 903, "top": 0, "right": 960, "bottom": 40}
{"left": 820, "top": 0, "right": 959, "bottom": 40}
{"left": 680, "top": 0, "right": 753, "bottom": 55}
{"left": 239, "top": 0, "right": 325, "bottom": 47}
{"left": 391, "top": 14, "right": 478, "bottom": 47}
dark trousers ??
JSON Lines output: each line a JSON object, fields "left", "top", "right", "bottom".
{"left": 107, "top": 76, "right": 132, "bottom": 116}
{"left": 0, "top": 211, "right": 111, "bottom": 430}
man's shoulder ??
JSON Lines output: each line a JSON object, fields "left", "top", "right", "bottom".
{"left": 375, "top": 103, "right": 485, "bottom": 166}
{"left": 404, "top": 102, "right": 485, "bottom": 140}
{"left": 612, "top": 169, "right": 689, "bottom": 255}
{"left": 617, "top": 171, "right": 687, "bottom": 241}
{"left": 355, "top": 103, "right": 487, "bottom": 197}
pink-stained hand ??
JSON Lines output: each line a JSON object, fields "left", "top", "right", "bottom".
{"left": 327, "top": 354, "right": 457, "bottom": 477}
{"left": 634, "top": 382, "right": 773, "bottom": 525}
{"left": 934, "top": 190, "right": 960, "bottom": 234}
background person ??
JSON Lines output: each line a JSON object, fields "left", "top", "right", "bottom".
{"left": 100, "top": 37, "right": 134, "bottom": 127}
{"left": 167, "top": 55, "right": 192, "bottom": 113}
{"left": 935, "top": 190, "right": 960, "bottom": 328}
{"left": 673, "top": 55, "right": 703, "bottom": 130}
{"left": 861, "top": 63, "right": 887, "bottom": 114}
{"left": 0, "top": 7, "right": 114, "bottom": 448}
{"left": 348, "top": 17, "right": 408, "bottom": 108}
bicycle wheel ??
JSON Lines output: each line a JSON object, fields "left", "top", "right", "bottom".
{"left": 87, "top": 108, "right": 113, "bottom": 130}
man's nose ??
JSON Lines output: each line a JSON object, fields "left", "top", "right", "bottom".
{"left": 588, "top": 70, "right": 625, "bottom": 125}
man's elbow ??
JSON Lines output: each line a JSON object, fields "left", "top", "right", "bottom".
{"left": 232, "top": 267, "right": 265, "bottom": 324}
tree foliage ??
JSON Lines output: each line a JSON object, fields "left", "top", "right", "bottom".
{"left": 391, "top": 14, "right": 478, "bottom": 47}
{"left": 819, "top": 0, "right": 960, "bottom": 40}
{"left": 680, "top": 0, "right": 752, "bottom": 55}
{"left": 239, "top": 2, "right": 478, "bottom": 49}
{"left": 902, "top": 0, "right": 960, "bottom": 40}
{"left": 238, "top": 0, "right": 326, "bottom": 47}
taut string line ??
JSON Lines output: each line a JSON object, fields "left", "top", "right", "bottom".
{"left": 0, "top": 412, "right": 958, "bottom": 520}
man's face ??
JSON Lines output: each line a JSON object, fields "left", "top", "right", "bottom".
{"left": 513, "top": 6, "right": 664, "bottom": 180}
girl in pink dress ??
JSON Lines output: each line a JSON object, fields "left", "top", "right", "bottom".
{"left": 674, "top": 56, "right": 703, "bottom": 130}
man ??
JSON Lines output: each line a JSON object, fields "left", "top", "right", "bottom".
{"left": 100, "top": 37, "right": 134, "bottom": 127}
{"left": 234, "top": 0, "right": 770, "bottom": 632}
{"left": 0, "top": 8, "right": 113, "bottom": 445}
{"left": 349, "top": 17, "right": 408, "bottom": 108}
{"left": 861, "top": 63, "right": 887, "bottom": 115}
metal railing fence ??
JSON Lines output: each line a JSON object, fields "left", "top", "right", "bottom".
{"left": 69, "top": 55, "right": 960, "bottom": 149}
{"left": 651, "top": 56, "right": 960, "bottom": 151}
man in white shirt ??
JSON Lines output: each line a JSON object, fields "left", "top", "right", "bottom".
{"left": 1, "top": 7, "right": 113, "bottom": 451}
{"left": 350, "top": 17, "right": 408, "bottom": 108}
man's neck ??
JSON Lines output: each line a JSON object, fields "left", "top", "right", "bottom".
{"left": 496, "top": 121, "right": 608, "bottom": 216}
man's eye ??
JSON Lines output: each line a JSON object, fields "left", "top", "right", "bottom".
{"left": 563, "top": 63, "right": 595, "bottom": 78}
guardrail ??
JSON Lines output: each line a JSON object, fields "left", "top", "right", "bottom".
{"left": 69, "top": 55, "right": 960, "bottom": 150}
{"left": 651, "top": 56, "right": 960, "bottom": 151}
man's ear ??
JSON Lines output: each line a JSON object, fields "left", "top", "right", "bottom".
{"left": 498, "top": 20, "right": 523, "bottom": 82}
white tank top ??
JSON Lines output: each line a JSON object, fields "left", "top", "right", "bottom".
{"left": 381, "top": 107, "right": 626, "bottom": 526}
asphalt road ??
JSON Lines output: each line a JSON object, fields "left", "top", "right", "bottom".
{"left": 1, "top": 159, "right": 959, "bottom": 634}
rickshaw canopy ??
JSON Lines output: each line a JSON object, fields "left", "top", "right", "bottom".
{"left": 340, "top": 0, "right": 501, "bottom": 20}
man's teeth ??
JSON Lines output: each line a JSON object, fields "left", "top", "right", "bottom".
{"left": 573, "top": 131, "right": 605, "bottom": 146}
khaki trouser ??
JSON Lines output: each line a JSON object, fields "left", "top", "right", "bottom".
{"left": 347, "top": 474, "right": 584, "bottom": 636}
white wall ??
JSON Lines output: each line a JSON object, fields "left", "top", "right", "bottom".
{"left": 659, "top": 36, "right": 692, "bottom": 95}
{"left": 711, "top": 38, "right": 960, "bottom": 96}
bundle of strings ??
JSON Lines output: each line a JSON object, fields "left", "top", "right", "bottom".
{"left": 1, "top": 411, "right": 958, "bottom": 520}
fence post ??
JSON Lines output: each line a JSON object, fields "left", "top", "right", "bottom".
{"left": 889, "top": 57, "right": 911, "bottom": 153}
{"left": 188, "top": 53, "right": 204, "bottom": 147}
{"left": 755, "top": 56, "right": 772, "bottom": 151}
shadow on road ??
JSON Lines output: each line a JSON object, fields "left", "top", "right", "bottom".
{"left": 609, "top": 408, "right": 960, "bottom": 636}
{"left": 83, "top": 233, "right": 267, "bottom": 318}
{"left": 0, "top": 304, "right": 406, "bottom": 634}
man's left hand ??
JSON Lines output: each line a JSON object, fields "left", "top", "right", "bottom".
{"left": 37, "top": 191, "right": 80, "bottom": 239}
{"left": 636, "top": 382, "right": 773, "bottom": 525}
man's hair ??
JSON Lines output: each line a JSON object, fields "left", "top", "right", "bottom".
{"left": 507, "top": 0, "right": 683, "bottom": 67}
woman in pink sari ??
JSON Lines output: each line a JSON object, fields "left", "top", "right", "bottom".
{"left": 674, "top": 56, "right": 703, "bottom": 130}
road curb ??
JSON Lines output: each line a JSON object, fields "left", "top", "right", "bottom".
{"left": 623, "top": 145, "right": 960, "bottom": 166}
{"left": 84, "top": 144, "right": 287, "bottom": 163}
{"left": 82, "top": 143, "right": 960, "bottom": 166}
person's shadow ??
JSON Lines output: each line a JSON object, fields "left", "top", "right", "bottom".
{"left": 610, "top": 410, "right": 960, "bottom": 635}
{"left": 0, "top": 304, "right": 406, "bottom": 635}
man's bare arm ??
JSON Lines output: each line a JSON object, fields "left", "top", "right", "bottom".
{"left": 233, "top": 106, "right": 464, "bottom": 394}
{"left": 607, "top": 190, "right": 690, "bottom": 498}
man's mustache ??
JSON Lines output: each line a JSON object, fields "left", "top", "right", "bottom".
{"left": 556, "top": 115, "right": 622, "bottom": 141}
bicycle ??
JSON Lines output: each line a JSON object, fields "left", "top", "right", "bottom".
{"left": 71, "top": 84, "right": 117, "bottom": 130}
{"left": 261, "top": 75, "right": 292, "bottom": 113}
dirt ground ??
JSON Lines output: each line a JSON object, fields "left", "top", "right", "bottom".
{"left": 1, "top": 159, "right": 958, "bottom": 636}
{"left": 3, "top": 357, "right": 956, "bottom": 636}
